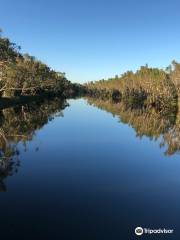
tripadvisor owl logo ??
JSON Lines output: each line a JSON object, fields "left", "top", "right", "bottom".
{"left": 135, "top": 226, "right": 174, "bottom": 236}
{"left": 135, "top": 227, "right": 143, "bottom": 236}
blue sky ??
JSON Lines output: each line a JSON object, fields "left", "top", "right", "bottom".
{"left": 1, "top": 0, "right": 180, "bottom": 83}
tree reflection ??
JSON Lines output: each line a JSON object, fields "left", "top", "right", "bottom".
{"left": 87, "top": 97, "right": 180, "bottom": 156}
{"left": 0, "top": 98, "right": 68, "bottom": 191}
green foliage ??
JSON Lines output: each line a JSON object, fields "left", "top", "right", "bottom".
{"left": 0, "top": 31, "right": 82, "bottom": 98}
{"left": 0, "top": 31, "right": 20, "bottom": 63}
{"left": 85, "top": 64, "right": 179, "bottom": 110}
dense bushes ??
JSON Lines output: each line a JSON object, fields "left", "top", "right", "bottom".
{"left": 85, "top": 64, "right": 179, "bottom": 110}
{"left": 0, "top": 30, "right": 81, "bottom": 98}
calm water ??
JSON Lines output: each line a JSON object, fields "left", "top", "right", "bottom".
{"left": 0, "top": 98, "right": 180, "bottom": 239}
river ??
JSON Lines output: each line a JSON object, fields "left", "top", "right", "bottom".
{"left": 0, "top": 98, "right": 179, "bottom": 239}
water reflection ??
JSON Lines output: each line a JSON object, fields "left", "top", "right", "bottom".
{"left": 0, "top": 96, "right": 179, "bottom": 190}
{"left": 87, "top": 97, "right": 180, "bottom": 156}
{"left": 0, "top": 98, "right": 68, "bottom": 191}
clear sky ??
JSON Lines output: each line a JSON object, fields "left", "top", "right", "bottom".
{"left": 1, "top": 0, "right": 180, "bottom": 83}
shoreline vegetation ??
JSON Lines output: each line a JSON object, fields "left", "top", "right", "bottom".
{"left": 1, "top": 26, "right": 180, "bottom": 180}
{"left": 1, "top": 29, "right": 180, "bottom": 114}
{"left": 0, "top": 30, "right": 84, "bottom": 105}
{"left": 84, "top": 62, "right": 180, "bottom": 113}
